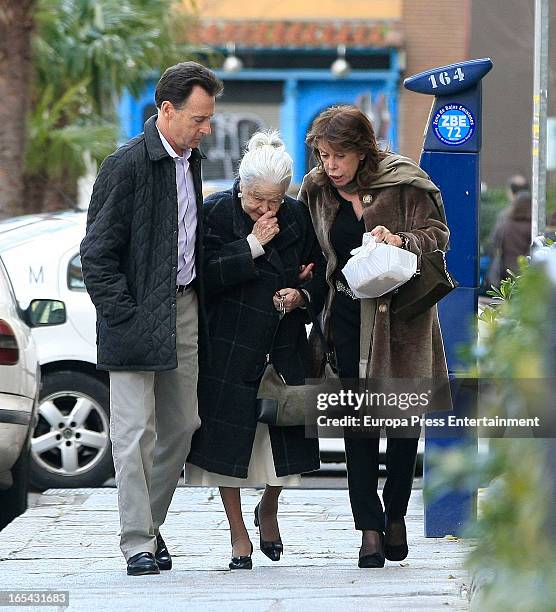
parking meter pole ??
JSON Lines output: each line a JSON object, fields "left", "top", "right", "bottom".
{"left": 404, "top": 59, "right": 493, "bottom": 537}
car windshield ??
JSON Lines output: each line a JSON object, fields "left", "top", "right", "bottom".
{"left": 0, "top": 218, "right": 78, "bottom": 252}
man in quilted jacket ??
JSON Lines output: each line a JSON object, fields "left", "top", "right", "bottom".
{"left": 80, "top": 62, "right": 223, "bottom": 576}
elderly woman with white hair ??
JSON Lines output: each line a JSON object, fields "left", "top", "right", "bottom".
{"left": 186, "top": 131, "right": 322, "bottom": 570}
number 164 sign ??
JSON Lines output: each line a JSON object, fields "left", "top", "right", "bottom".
{"left": 429, "top": 67, "right": 465, "bottom": 89}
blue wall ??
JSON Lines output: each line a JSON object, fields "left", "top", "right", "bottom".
{"left": 118, "top": 53, "right": 401, "bottom": 185}
{"left": 282, "top": 77, "right": 398, "bottom": 183}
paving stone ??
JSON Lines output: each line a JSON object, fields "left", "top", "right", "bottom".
{"left": 0, "top": 488, "right": 471, "bottom": 611}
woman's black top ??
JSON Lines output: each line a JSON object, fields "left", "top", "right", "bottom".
{"left": 329, "top": 189, "right": 365, "bottom": 273}
{"left": 329, "top": 189, "right": 365, "bottom": 377}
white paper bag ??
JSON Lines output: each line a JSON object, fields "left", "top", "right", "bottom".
{"left": 341, "top": 233, "right": 418, "bottom": 299}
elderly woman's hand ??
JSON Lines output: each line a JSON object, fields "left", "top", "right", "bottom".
{"left": 252, "top": 211, "right": 280, "bottom": 246}
{"left": 370, "top": 225, "right": 403, "bottom": 247}
{"left": 298, "top": 263, "right": 315, "bottom": 282}
{"left": 273, "top": 288, "right": 304, "bottom": 313}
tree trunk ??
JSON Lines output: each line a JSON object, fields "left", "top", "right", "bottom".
{"left": 23, "top": 174, "right": 78, "bottom": 213}
{"left": 42, "top": 179, "right": 78, "bottom": 212}
{"left": 0, "top": 1, "right": 35, "bottom": 220}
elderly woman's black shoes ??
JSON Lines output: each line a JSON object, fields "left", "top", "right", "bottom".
{"left": 229, "top": 542, "right": 253, "bottom": 570}
{"left": 254, "top": 502, "right": 283, "bottom": 561}
{"left": 260, "top": 538, "right": 283, "bottom": 562}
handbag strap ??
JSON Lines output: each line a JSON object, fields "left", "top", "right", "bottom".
{"left": 304, "top": 297, "right": 337, "bottom": 369}
{"left": 265, "top": 291, "right": 336, "bottom": 370}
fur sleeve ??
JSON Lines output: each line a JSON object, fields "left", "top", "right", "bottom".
{"left": 398, "top": 185, "right": 450, "bottom": 255}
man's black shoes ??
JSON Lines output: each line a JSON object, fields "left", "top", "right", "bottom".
{"left": 155, "top": 533, "right": 172, "bottom": 570}
{"left": 127, "top": 552, "right": 160, "bottom": 576}
{"left": 126, "top": 534, "right": 171, "bottom": 574}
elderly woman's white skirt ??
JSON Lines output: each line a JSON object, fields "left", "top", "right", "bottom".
{"left": 185, "top": 423, "right": 301, "bottom": 487}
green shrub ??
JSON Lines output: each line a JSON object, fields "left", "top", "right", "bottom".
{"left": 428, "top": 263, "right": 556, "bottom": 611}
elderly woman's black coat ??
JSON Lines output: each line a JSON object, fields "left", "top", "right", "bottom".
{"left": 187, "top": 181, "right": 321, "bottom": 478}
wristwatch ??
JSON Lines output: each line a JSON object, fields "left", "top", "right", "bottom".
{"left": 396, "top": 232, "right": 410, "bottom": 250}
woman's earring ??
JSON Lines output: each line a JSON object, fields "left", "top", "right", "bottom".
{"left": 238, "top": 192, "right": 243, "bottom": 198}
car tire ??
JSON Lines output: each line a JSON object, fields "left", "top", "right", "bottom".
{"left": 30, "top": 371, "right": 113, "bottom": 490}
{"left": 0, "top": 441, "right": 30, "bottom": 531}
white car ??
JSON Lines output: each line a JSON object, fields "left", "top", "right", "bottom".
{"left": 0, "top": 256, "right": 65, "bottom": 526}
{"left": 0, "top": 211, "right": 111, "bottom": 490}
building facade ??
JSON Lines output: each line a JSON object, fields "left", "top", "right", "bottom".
{"left": 118, "top": 0, "right": 554, "bottom": 189}
{"left": 470, "top": 0, "right": 556, "bottom": 187}
{"left": 120, "top": 1, "right": 405, "bottom": 188}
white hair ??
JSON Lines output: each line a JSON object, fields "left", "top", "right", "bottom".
{"left": 238, "top": 130, "right": 293, "bottom": 189}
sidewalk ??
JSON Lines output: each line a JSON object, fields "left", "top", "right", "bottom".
{"left": 0, "top": 487, "right": 471, "bottom": 611}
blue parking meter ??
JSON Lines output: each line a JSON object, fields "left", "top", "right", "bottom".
{"left": 404, "top": 59, "right": 493, "bottom": 537}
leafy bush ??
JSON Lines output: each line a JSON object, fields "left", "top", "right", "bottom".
{"left": 428, "top": 262, "right": 556, "bottom": 611}
{"left": 25, "top": 0, "right": 199, "bottom": 211}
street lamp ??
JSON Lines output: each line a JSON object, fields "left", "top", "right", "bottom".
{"left": 222, "top": 42, "right": 243, "bottom": 73}
{"left": 330, "top": 44, "right": 351, "bottom": 78}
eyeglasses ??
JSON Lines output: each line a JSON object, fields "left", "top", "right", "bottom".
{"left": 244, "top": 190, "right": 285, "bottom": 207}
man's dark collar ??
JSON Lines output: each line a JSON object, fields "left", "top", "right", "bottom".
{"left": 144, "top": 115, "right": 207, "bottom": 162}
{"left": 144, "top": 115, "right": 167, "bottom": 161}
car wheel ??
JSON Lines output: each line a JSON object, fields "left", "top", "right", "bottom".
{"left": 30, "top": 371, "right": 112, "bottom": 490}
{"left": 0, "top": 440, "right": 30, "bottom": 530}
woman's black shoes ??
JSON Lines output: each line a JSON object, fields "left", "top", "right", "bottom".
{"left": 229, "top": 542, "right": 253, "bottom": 570}
{"left": 260, "top": 538, "right": 283, "bottom": 562}
{"left": 358, "top": 532, "right": 385, "bottom": 568}
{"left": 358, "top": 551, "right": 385, "bottom": 568}
{"left": 384, "top": 517, "right": 409, "bottom": 561}
{"left": 254, "top": 502, "right": 283, "bottom": 561}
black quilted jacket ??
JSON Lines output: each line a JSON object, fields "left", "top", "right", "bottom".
{"left": 80, "top": 115, "right": 206, "bottom": 371}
